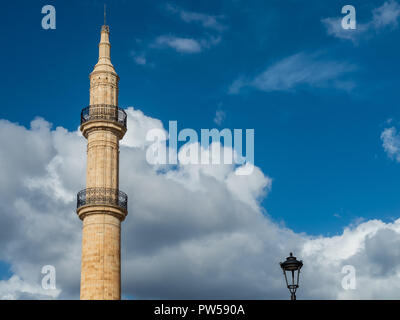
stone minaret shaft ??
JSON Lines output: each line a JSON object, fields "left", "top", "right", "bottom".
{"left": 77, "top": 24, "right": 128, "bottom": 300}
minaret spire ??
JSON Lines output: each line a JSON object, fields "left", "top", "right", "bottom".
{"left": 104, "top": 4, "right": 106, "bottom": 26}
{"left": 92, "top": 10, "right": 116, "bottom": 76}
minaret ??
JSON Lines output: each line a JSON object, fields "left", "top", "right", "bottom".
{"left": 76, "top": 19, "right": 128, "bottom": 300}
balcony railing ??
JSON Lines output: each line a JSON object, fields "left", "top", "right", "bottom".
{"left": 77, "top": 187, "right": 128, "bottom": 211}
{"left": 81, "top": 105, "right": 127, "bottom": 128}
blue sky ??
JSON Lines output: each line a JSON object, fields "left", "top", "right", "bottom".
{"left": 1, "top": 0, "right": 400, "bottom": 239}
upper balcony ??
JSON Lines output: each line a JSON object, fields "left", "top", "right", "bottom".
{"left": 81, "top": 104, "right": 127, "bottom": 129}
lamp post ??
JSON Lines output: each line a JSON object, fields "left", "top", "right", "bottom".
{"left": 279, "top": 252, "right": 303, "bottom": 300}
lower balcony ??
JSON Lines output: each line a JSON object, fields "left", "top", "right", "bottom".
{"left": 77, "top": 187, "right": 128, "bottom": 211}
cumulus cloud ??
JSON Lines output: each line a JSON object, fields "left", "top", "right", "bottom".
{"left": 229, "top": 52, "right": 356, "bottom": 94}
{"left": 0, "top": 118, "right": 84, "bottom": 299}
{"left": 381, "top": 126, "right": 400, "bottom": 162}
{"left": 322, "top": 1, "right": 400, "bottom": 44}
{"left": 121, "top": 107, "right": 166, "bottom": 148}
{"left": 0, "top": 275, "right": 60, "bottom": 300}
{"left": 0, "top": 110, "right": 400, "bottom": 299}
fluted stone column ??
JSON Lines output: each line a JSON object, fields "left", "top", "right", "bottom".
{"left": 77, "top": 24, "right": 127, "bottom": 300}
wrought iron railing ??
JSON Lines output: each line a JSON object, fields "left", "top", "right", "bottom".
{"left": 80, "top": 104, "right": 127, "bottom": 128}
{"left": 77, "top": 188, "right": 128, "bottom": 211}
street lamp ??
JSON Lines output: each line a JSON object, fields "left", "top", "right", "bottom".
{"left": 279, "top": 252, "right": 303, "bottom": 300}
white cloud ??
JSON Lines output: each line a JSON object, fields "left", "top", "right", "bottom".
{"left": 0, "top": 118, "right": 84, "bottom": 299}
{"left": 213, "top": 110, "right": 226, "bottom": 126}
{"left": 130, "top": 51, "right": 147, "bottom": 66}
{"left": 0, "top": 275, "right": 60, "bottom": 300}
{"left": 301, "top": 219, "right": 400, "bottom": 299}
{"left": 0, "top": 110, "right": 400, "bottom": 299}
{"left": 321, "top": 17, "right": 368, "bottom": 44}
{"left": 322, "top": 1, "right": 400, "bottom": 43}
{"left": 121, "top": 107, "right": 166, "bottom": 148}
{"left": 152, "top": 35, "right": 220, "bottom": 54}
{"left": 381, "top": 126, "right": 400, "bottom": 162}
{"left": 229, "top": 52, "right": 356, "bottom": 94}
{"left": 372, "top": 0, "right": 400, "bottom": 29}
{"left": 152, "top": 4, "right": 224, "bottom": 56}
{"left": 228, "top": 78, "right": 247, "bottom": 95}
{"left": 153, "top": 35, "right": 202, "bottom": 53}
{"left": 165, "top": 3, "right": 227, "bottom": 32}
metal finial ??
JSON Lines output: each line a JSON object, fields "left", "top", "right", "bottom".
{"left": 104, "top": 4, "right": 106, "bottom": 25}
